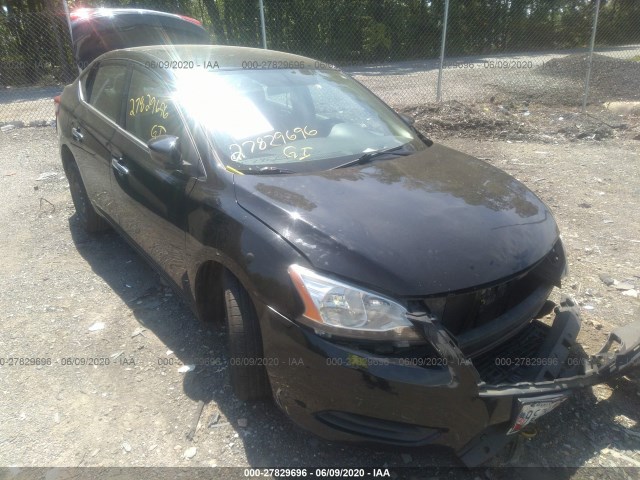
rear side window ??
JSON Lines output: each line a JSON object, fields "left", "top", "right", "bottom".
{"left": 80, "top": 65, "right": 97, "bottom": 100}
{"left": 86, "top": 64, "right": 128, "bottom": 123}
{"left": 125, "top": 68, "right": 181, "bottom": 142}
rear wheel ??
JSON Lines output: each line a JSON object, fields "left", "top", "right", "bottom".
{"left": 65, "top": 161, "right": 109, "bottom": 233}
{"left": 223, "top": 271, "right": 270, "bottom": 401}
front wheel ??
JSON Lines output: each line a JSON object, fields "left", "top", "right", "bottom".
{"left": 65, "top": 161, "right": 109, "bottom": 233}
{"left": 223, "top": 271, "right": 271, "bottom": 401}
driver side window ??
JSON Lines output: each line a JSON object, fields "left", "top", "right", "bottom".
{"left": 125, "top": 68, "right": 182, "bottom": 142}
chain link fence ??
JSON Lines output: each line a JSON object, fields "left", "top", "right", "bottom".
{"left": 1, "top": 1, "right": 639, "bottom": 128}
{"left": 0, "top": 9, "right": 75, "bottom": 126}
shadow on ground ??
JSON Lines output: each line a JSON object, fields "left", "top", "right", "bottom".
{"left": 66, "top": 213, "right": 639, "bottom": 477}
{"left": 66, "top": 215, "right": 468, "bottom": 471}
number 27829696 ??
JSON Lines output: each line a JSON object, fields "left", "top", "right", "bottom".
{"left": 229, "top": 126, "right": 317, "bottom": 161}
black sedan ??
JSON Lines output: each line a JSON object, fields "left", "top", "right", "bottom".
{"left": 57, "top": 45, "right": 640, "bottom": 466}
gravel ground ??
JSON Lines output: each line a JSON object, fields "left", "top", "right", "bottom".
{"left": 503, "top": 53, "right": 640, "bottom": 106}
{"left": 537, "top": 54, "right": 640, "bottom": 103}
{"left": 351, "top": 48, "right": 640, "bottom": 108}
{"left": 0, "top": 117, "right": 639, "bottom": 480}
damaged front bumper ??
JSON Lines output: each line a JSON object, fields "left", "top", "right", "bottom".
{"left": 477, "top": 298, "right": 640, "bottom": 396}
{"left": 260, "top": 298, "right": 640, "bottom": 467}
{"left": 458, "top": 298, "right": 640, "bottom": 466}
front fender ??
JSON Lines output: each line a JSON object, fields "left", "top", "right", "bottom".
{"left": 185, "top": 177, "right": 306, "bottom": 322}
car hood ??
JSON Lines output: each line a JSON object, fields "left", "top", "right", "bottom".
{"left": 234, "top": 143, "right": 559, "bottom": 297}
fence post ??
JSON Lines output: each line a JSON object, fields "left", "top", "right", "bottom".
{"left": 259, "top": 0, "right": 267, "bottom": 49}
{"left": 61, "top": 0, "right": 73, "bottom": 39}
{"left": 582, "top": 0, "right": 601, "bottom": 112}
{"left": 436, "top": 0, "right": 450, "bottom": 102}
{"left": 52, "top": 15, "right": 73, "bottom": 82}
{"left": 61, "top": 0, "right": 78, "bottom": 76}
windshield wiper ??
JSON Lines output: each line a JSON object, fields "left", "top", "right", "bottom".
{"left": 413, "top": 128, "right": 434, "bottom": 147}
{"left": 236, "top": 166, "right": 296, "bottom": 175}
{"left": 332, "top": 145, "right": 410, "bottom": 170}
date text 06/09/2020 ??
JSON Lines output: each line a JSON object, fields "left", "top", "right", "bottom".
{"left": 243, "top": 468, "right": 393, "bottom": 478}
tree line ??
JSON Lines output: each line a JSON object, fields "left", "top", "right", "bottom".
{"left": 1, "top": 0, "right": 639, "bottom": 85}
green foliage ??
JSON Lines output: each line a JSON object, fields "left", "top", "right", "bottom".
{"left": 1, "top": 0, "right": 639, "bottom": 86}
{"left": 362, "top": 18, "right": 392, "bottom": 60}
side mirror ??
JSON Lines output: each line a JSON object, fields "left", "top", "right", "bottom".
{"left": 148, "top": 135, "right": 182, "bottom": 169}
{"left": 398, "top": 113, "right": 415, "bottom": 126}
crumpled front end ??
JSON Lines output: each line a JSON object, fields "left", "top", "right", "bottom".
{"left": 449, "top": 297, "right": 640, "bottom": 465}
{"left": 260, "top": 292, "right": 640, "bottom": 467}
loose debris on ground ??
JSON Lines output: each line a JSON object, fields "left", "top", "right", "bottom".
{"left": 401, "top": 99, "right": 639, "bottom": 143}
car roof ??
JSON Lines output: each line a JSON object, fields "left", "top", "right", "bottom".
{"left": 100, "top": 45, "right": 319, "bottom": 71}
{"left": 71, "top": 8, "right": 200, "bottom": 24}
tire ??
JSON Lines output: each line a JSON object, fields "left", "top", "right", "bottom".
{"left": 223, "top": 271, "right": 270, "bottom": 401}
{"left": 65, "top": 161, "right": 110, "bottom": 233}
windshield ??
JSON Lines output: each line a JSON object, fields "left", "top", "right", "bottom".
{"left": 175, "top": 68, "right": 428, "bottom": 173}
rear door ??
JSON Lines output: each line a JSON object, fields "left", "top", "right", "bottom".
{"left": 109, "top": 64, "right": 200, "bottom": 288}
{"left": 71, "top": 61, "right": 129, "bottom": 221}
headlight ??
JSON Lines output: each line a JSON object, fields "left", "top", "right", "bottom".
{"left": 288, "top": 264, "right": 423, "bottom": 344}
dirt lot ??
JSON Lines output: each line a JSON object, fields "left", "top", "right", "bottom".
{"left": 1, "top": 106, "right": 639, "bottom": 480}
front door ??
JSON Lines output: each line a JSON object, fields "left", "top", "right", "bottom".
{"left": 110, "top": 66, "right": 200, "bottom": 289}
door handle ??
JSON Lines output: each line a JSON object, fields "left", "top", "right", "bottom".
{"left": 111, "top": 157, "right": 129, "bottom": 176}
{"left": 71, "top": 127, "right": 84, "bottom": 142}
